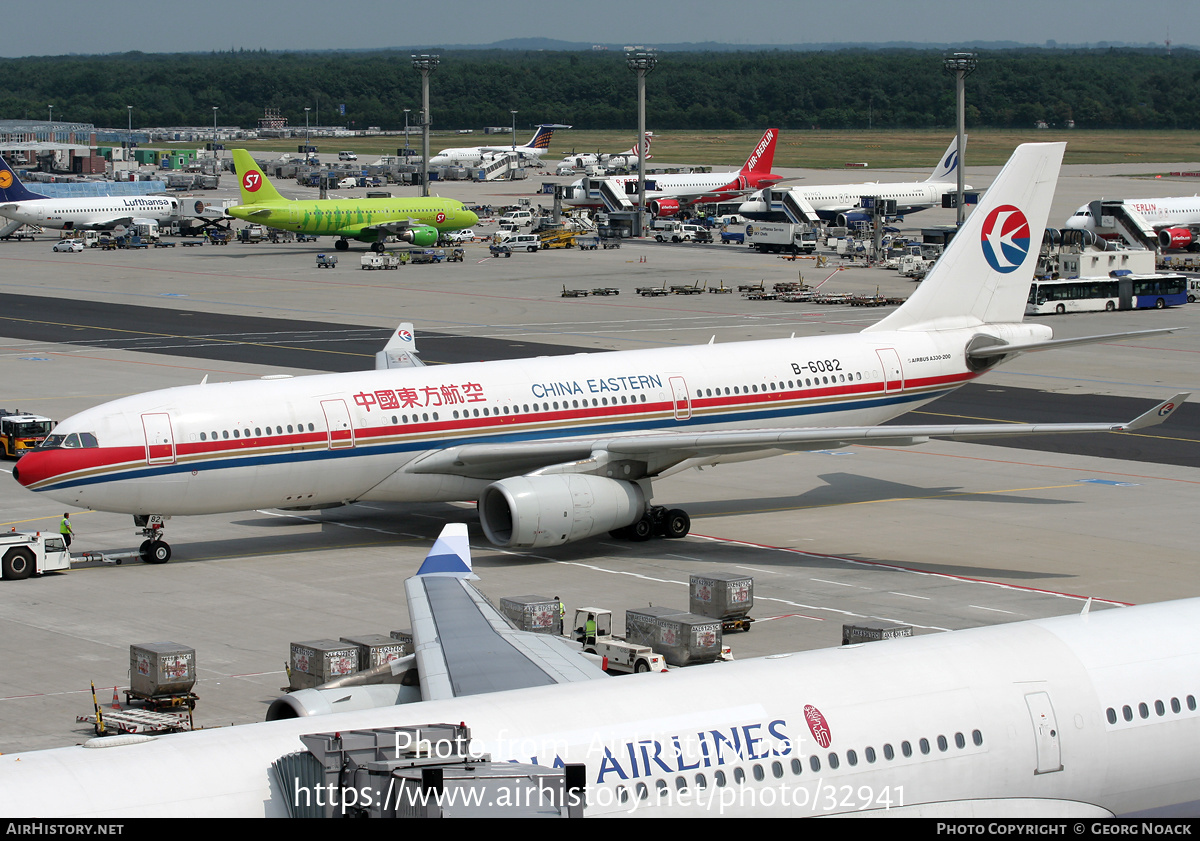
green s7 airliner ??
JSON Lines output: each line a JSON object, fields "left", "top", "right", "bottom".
{"left": 228, "top": 149, "right": 478, "bottom": 252}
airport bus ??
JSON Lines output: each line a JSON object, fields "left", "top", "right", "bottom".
{"left": 1026, "top": 272, "right": 1189, "bottom": 315}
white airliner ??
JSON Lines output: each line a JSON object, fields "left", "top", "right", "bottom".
{"left": 1065, "top": 195, "right": 1200, "bottom": 251}
{"left": 0, "top": 156, "right": 182, "bottom": 232}
{"left": 11, "top": 143, "right": 1189, "bottom": 564}
{"left": 559, "top": 133, "right": 653, "bottom": 171}
{"left": 428, "top": 124, "right": 570, "bottom": 167}
{"left": 0, "top": 523, "right": 1197, "bottom": 818}
{"left": 738, "top": 136, "right": 969, "bottom": 227}
{"left": 563, "top": 128, "right": 784, "bottom": 216}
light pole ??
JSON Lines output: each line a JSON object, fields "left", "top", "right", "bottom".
{"left": 304, "top": 106, "right": 311, "bottom": 159}
{"left": 126, "top": 105, "right": 132, "bottom": 147}
{"left": 403, "top": 109, "right": 410, "bottom": 150}
{"left": 510, "top": 110, "right": 518, "bottom": 177}
{"left": 212, "top": 106, "right": 218, "bottom": 150}
{"left": 942, "top": 52, "right": 977, "bottom": 227}
{"left": 47, "top": 104, "right": 52, "bottom": 126}
{"left": 625, "top": 49, "right": 657, "bottom": 238}
{"left": 412, "top": 54, "right": 440, "bottom": 198}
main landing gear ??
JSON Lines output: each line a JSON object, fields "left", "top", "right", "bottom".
{"left": 334, "top": 238, "right": 350, "bottom": 251}
{"left": 133, "top": 515, "right": 172, "bottom": 564}
{"left": 610, "top": 505, "right": 691, "bottom": 542}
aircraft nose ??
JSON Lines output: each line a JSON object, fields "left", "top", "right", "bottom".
{"left": 466, "top": 208, "right": 480, "bottom": 227}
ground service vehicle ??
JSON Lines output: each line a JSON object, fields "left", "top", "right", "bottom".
{"left": 338, "top": 151, "right": 358, "bottom": 161}
{"left": 746, "top": 222, "right": 818, "bottom": 254}
{"left": 1026, "top": 273, "right": 1189, "bottom": 314}
{"left": 52, "top": 239, "right": 84, "bottom": 252}
{"left": 0, "top": 531, "right": 70, "bottom": 580}
{"left": 0, "top": 410, "right": 54, "bottom": 458}
{"left": 567, "top": 608, "right": 666, "bottom": 674}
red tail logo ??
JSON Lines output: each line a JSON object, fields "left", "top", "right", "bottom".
{"left": 742, "top": 128, "right": 778, "bottom": 175}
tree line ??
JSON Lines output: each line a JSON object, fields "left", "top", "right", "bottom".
{"left": 1, "top": 47, "right": 1196, "bottom": 132}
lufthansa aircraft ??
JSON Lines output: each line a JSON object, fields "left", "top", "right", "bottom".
{"left": 11, "top": 143, "right": 1188, "bottom": 564}
{"left": 0, "top": 522, "right": 1197, "bottom": 818}
{"left": 429, "top": 124, "right": 570, "bottom": 168}
{"left": 0, "top": 156, "right": 182, "bottom": 232}
{"left": 737, "top": 136, "right": 969, "bottom": 226}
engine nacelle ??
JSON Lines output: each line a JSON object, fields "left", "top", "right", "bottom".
{"left": 649, "top": 198, "right": 681, "bottom": 218}
{"left": 835, "top": 211, "right": 871, "bottom": 228}
{"left": 1159, "top": 227, "right": 1194, "bottom": 251}
{"left": 265, "top": 684, "right": 422, "bottom": 720}
{"left": 478, "top": 475, "right": 645, "bottom": 548}
{"left": 399, "top": 225, "right": 439, "bottom": 247}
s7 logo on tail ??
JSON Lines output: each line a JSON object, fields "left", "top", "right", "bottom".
{"left": 242, "top": 171, "right": 262, "bottom": 193}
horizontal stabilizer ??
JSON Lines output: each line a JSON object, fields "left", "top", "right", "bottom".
{"left": 968, "top": 327, "right": 1186, "bottom": 360}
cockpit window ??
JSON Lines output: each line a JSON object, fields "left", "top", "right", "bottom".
{"left": 36, "top": 432, "right": 99, "bottom": 450}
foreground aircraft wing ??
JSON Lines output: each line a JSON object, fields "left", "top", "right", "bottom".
{"left": 406, "top": 393, "right": 1190, "bottom": 481}
{"left": 404, "top": 524, "right": 608, "bottom": 701}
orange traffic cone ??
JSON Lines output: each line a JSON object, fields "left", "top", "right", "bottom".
{"left": 111, "top": 687, "right": 120, "bottom": 709}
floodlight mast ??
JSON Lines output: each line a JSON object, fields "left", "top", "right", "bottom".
{"left": 942, "top": 52, "right": 978, "bottom": 227}
{"left": 625, "top": 49, "right": 658, "bottom": 238}
{"left": 412, "top": 55, "right": 440, "bottom": 198}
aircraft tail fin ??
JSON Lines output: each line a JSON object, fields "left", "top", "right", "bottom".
{"left": 927, "top": 135, "right": 965, "bottom": 182}
{"left": 627, "top": 133, "right": 653, "bottom": 159}
{"left": 522, "top": 125, "right": 558, "bottom": 152}
{"left": 415, "top": 524, "right": 476, "bottom": 579}
{"left": 230, "top": 149, "right": 287, "bottom": 206}
{"left": 865, "top": 142, "right": 1065, "bottom": 332}
{"left": 375, "top": 323, "right": 425, "bottom": 369}
{"left": 0, "top": 157, "right": 49, "bottom": 203}
{"left": 740, "top": 128, "right": 779, "bottom": 177}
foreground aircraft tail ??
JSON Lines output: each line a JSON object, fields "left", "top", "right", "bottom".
{"left": 375, "top": 322, "right": 425, "bottom": 369}
{"left": 740, "top": 128, "right": 779, "bottom": 178}
{"left": 414, "top": 523, "right": 475, "bottom": 579}
{"left": 231, "top": 149, "right": 288, "bottom": 206}
{"left": 0, "top": 156, "right": 49, "bottom": 204}
{"left": 927, "top": 135, "right": 965, "bottom": 182}
{"left": 866, "top": 142, "right": 1065, "bottom": 332}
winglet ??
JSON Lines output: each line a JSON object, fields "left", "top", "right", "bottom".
{"left": 375, "top": 323, "right": 424, "bottom": 369}
{"left": 0, "top": 156, "right": 50, "bottom": 203}
{"left": 1120, "top": 393, "right": 1190, "bottom": 431}
{"left": 415, "top": 524, "right": 476, "bottom": 579}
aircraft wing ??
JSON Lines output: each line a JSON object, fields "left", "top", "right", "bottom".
{"left": 405, "top": 393, "right": 1189, "bottom": 481}
{"left": 358, "top": 217, "right": 426, "bottom": 235}
{"left": 404, "top": 524, "right": 608, "bottom": 702}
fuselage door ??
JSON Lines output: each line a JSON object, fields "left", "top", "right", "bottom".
{"left": 876, "top": 348, "right": 905, "bottom": 393}
{"left": 670, "top": 375, "right": 691, "bottom": 421}
{"left": 321, "top": 399, "right": 355, "bottom": 449}
{"left": 1025, "top": 691, "right": 1063, "bottom": 775}
{"left": 141, "top": 413, "right": 176, "bottom": 466}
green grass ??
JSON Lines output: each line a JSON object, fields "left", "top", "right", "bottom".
{"left": 217, "top": 129, "right": 1200, "bottom": 170}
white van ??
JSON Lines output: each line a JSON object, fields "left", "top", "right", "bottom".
{"left": 1188, "top": 278, "right": 1200, "bottom": 303}
{"left": 495, "top": 232, "right": 541, "bottom": 252}
{"left": 499, "top": 210, "right": 533, "bottom": 227}
{"left": 338, "top": 151, "right": 358, "bottom": 161}
{"left": 337, "top": 177, "right": 359, "bottom": 189}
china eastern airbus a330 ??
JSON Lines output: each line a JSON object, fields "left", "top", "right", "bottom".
{"left": 225, "top": 149, "right": 478, "bottom": 252}
{"left": 12, "top": 143, "right": 1187, "bottom": 564}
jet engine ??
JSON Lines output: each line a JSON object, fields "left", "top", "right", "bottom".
{"left": 478, "top": 475, "right": 645, "bottom": 548}
{"left": 266, "top": 684, "right": 422, "bottom": 720}
{"left": 835, "top": 211, "right": 871, "bottom": 228}
{"left": 399, "top": 225, "right": 440, "bottom": 247}
{"left": 1159, "top": 227, "right": 1195, "bottom": 251}
{"left": 649, "top": 199, "right": 681, "bottom": 218}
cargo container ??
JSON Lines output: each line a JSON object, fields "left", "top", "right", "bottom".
{"left": 130, "top": 642, "right": 196, "bottom": 698}
{"left": 499, "top": 595, "right": 560, "bottom": 634}
{"left": 339, "top": 634, "right": 408, "bottom": 669}
{"left": 289, "top": 640, "right": 359, "bottom": 690}
{"left": 841, "top": 621, "right": 914, "bottom": 646}
{"left": 690, "top": 572, "right": 754, "bottom": 631}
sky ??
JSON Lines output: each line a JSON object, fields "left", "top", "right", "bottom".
{"left": 3, "top": 0, "right": 1195, "bottom": 57}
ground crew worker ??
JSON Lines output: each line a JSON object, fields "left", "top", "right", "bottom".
{"left": 59, "top": 513, "right": 73, "bottom": 549}
{"left": 555, "top": 596, "right": 565, "bottom": 636}
{"left": 585, "top": 613, "right": 597, "bottom": 647}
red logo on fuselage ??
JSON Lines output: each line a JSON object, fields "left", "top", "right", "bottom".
{"left": 436, "top": 212, "right": 446, "bottom": 223}
{"left": 804, "top": 704, "right": 832, "bottom": 749}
